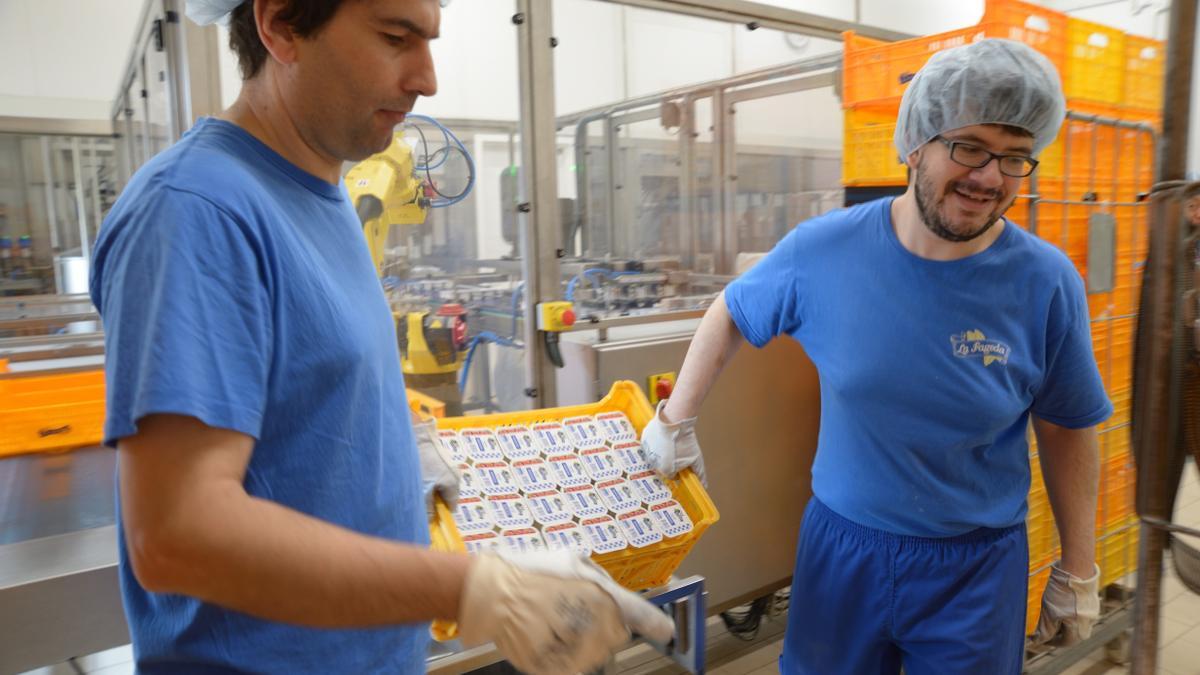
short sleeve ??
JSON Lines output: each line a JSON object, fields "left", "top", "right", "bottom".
{"left": 1031, "top": 271, "right": 1113, "bottom": 428}
{"left": 90, "top": 186, "right": 273, "bottom": 445}
{"left": 723, "top": 226, "right": 804, "bottom": 348}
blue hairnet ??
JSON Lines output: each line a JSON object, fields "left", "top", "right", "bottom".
{"left": 893, "top": 38, "right": 1065, "bottom": 160}
{"left": 184, "top": 0, "right": 244, "bottom": 26}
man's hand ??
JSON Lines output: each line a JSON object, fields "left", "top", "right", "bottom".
{"left": 458, "top": 550, "right": 675, "bottom": 675}
{"left": 1032, "top": 563, "right": 1101, "bottom": 646}
{"left": 413, "top": 418, "right": 460, "bottom": 517}
{"left": 640, "top": 401, "right": 707, "bottom": 486}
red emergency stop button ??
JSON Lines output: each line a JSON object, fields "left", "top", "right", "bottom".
{"left": 561, "top": 309, "right": 576, "bottom": 327}
{"left": 655, "top": 378, "right": 673, "bottom": 401}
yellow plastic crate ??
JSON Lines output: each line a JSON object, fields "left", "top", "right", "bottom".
{"left": 1066, "top": 17, "right": 1126, "bottom": 105}
{"left": 0, "top": 369, "right": 106, "bottom": 457}
{"left": 842, "top": 106, "right": 904, "bottom": 187}
{"left": 1123, "top": 35, "right": 1164, "bottom": 111}
{"left": 1098, "top": 518, "right": 1139, "bottom": 586}
{"left": 428, "top": 380, "right": 719, "bottom": 640}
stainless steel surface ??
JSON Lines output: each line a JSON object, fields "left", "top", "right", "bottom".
{"left": 557, "top": 328, "right": 819, "bottom": 610}
{"left": 0, "top": 526, "right": 127, "bottom": 674}
{"left": 0, "top": 447, "right": 124, "bottom": 673}
{"left": 0, "top": 446, "right": 117, "bottom": 546}
{"left": 590, "top": 0, "right": 911, "bottom": 43}
{"left": 1025, "top": 602, "right": 1131, "bottom": 674}
{"left": 516, "top": 0, "right": 563, "bottom": 409}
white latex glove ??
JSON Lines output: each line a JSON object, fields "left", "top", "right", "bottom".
{"left": 1032, "top": 563, "right": 1101, "bottom": 647}
{"left": 413, "top": 418, "right": 460, "bottom": 517}
{"left": 458, "top": 550, "right": 675, "bottom": 675}
{"left": 640, "top": 400, "right": 707, "bottom": 486}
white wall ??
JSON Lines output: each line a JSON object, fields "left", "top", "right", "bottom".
{"left": 0, "top": 0, "right": 143, "bottom": 120}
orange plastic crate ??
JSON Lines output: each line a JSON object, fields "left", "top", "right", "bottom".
{"left": 1065, "top": 17, "right": 1126, "bottom": 105}
{"left": 427, "top": 381, "right": 719, "bottom": 640}
{"left": 0, "top": 369, "right": 106, "bottom": 457}
{"left": 1026, "top": 563, "right": 1055, "bottom": 635}
{"left": 841, "top": 0, "right": 1067, "bottom": 109}
{"left": 1098, "top": 518, "right": 1139, "bottom": 586}
{"left": 842, "top": 105, "right": 904, "bottom": 186}
{"left": 1123, "top": 35, "right": 1165, "bottom": 111}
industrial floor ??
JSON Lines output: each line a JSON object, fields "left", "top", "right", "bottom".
{"left": 19, "top": 465, "right": 1200, "bottom": 675}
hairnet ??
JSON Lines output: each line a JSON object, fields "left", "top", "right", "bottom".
{"left": 184, "top": 0, "right": 453, "bottom": 26}
{"left": 893, "top": 38, "right": 1065, "bottom": 160}
{"left": 184, "top": 0, "right": 244, "bottom": 26}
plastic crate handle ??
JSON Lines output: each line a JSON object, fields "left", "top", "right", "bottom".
{"left": 1024, "top": 15, "right": 1050, "bottom": 34}
{"left": 38, "top": 424, "right": 72, "bottom": 438}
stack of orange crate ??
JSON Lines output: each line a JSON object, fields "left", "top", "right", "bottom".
{"left": 841, "top": 0, "right": 1068, "bottom": 187}
{"left": 840, "top": 3, "right": 1162, "bottom": 636}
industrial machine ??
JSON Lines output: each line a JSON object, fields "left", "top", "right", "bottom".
{"left": 344, "top": 116, "right": 479, "bottom": 414}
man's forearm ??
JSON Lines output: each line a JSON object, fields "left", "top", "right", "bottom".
{"left": 126, "top": 477, "right": 469, "bottom": 628}
{"left": 1033, "top": 418, "right": 1100, "bottom": 578}
{"left": 662, "top": 292, "right": 744, "bottom": 422}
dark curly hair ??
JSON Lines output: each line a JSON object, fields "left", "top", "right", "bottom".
{"left": 228, "top": 0, "right": 346, "bottom": 80}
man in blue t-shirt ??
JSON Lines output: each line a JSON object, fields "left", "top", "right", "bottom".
{"left": 641, "top": 39, "right": 1110, "bottom": 674}
{"left": 91, "top": 1, "right": 670, "bottom": 673}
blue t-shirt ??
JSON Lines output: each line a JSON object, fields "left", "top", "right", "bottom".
{"left": 724, "top": 198, "right": 1112, "bottom": 537}
{"left": 90, "top": 118, "right": 430, "bottom": 673}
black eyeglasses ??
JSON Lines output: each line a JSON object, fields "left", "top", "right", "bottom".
{"left": 934, "top": 136, "right": 1039, "bottom": 178}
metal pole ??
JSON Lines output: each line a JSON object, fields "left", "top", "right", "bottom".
{"left": 679, "top": 95, "right": 696, "bottom": 270}
{"left": 70, "top": 138, "right": 91, "bottom": 264}
{"left": 515, "top": 0, "right": 562, "bottom": 408}
{"left": 1131, "top": 4, "right": 1197, "bottom": 671}
{"left": 1156, "top": 0, "right": 1196, "bottom": 183}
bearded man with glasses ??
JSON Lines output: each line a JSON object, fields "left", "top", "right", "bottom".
{"left": 640, "top": 39, "right": 1110, "bottom": 674}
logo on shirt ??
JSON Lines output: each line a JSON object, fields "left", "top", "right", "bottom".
{"left": 950, "top": 329, "right": 1011, "bottom": 367}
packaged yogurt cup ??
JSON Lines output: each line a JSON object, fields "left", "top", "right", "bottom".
{"left": 463, "top": 530, "right": 502, "bottom": 554}
{"left": 595, "top": 411, "right": 638, "bottom": 443}
{"left": 486, "top": 493, "right": 533, "bottom": 529}
{"left": 511, "top": 457, "right": 557, "bottom": 493}
{"left": 580, "top": 447, "right": 623, "bottom": 482}
{"left": 437, "top": 429, "right": 467, "bottom": 463}
{"left": 595, "top": 477, "right": 641, "bottom": 513}
{"left": 530, "top": 422, "right": 573, "bottom": 455}
{"left": 563, "top": 415, "right": 607, "bottom": 451}
{"left": 580, "top": 515, "right": 629, "bottom": 554}
{"left": 562, "top": 483, "right": 608, "bottom": 519}
{"left": 648, "top": 499, "right": 694, "bottom": 538}
{"left": 611, "top": 441, "right": 652, "bottom": 474}
{"left": 461, "top": 428, "right": 505, "bottom": 463}
{"left": 524, "top": 489, "right": 575, "bottom": 527}
{"left": 452, "top": 496, "right": 494, "bottom": 534}
{"left": 475, "top": 460, "right": 520, "bottom": 497}
{"left": 457, "top": 463, "right": 480, "bottom": 499}
{"left": 541, "top": 522, "right": 591, "bottom": 555}
{"left": 628, "top": 469, "right": 673, "bottom": 504}
{"left": 615, "top": 507, "right": 664, "bottom": 548}
{"left": 496, "top": 425, "right": 543, "bottom": 462}
{"left": 547, "top": 453, "right": 591, "bottom": 489}
{"left": 500, "top": 527, "right": 548, "bottom": 554}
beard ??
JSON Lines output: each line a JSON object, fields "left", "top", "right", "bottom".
{"left": 912, "top": 159, "right": 1010, "bottom": 243}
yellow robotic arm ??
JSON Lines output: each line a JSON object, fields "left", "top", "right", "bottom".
{"left": 344, "top": 137, "right": 429, "bottom": 276}
{"left": 344, "top": 135, "right": 468, "bottom": 406}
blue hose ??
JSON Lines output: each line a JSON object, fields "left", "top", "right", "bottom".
{"left": 403, "top": 113, "right": 475, "bottom": 208}
{"left": 459, "top": 330, "right": 522, "bottom": 394}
